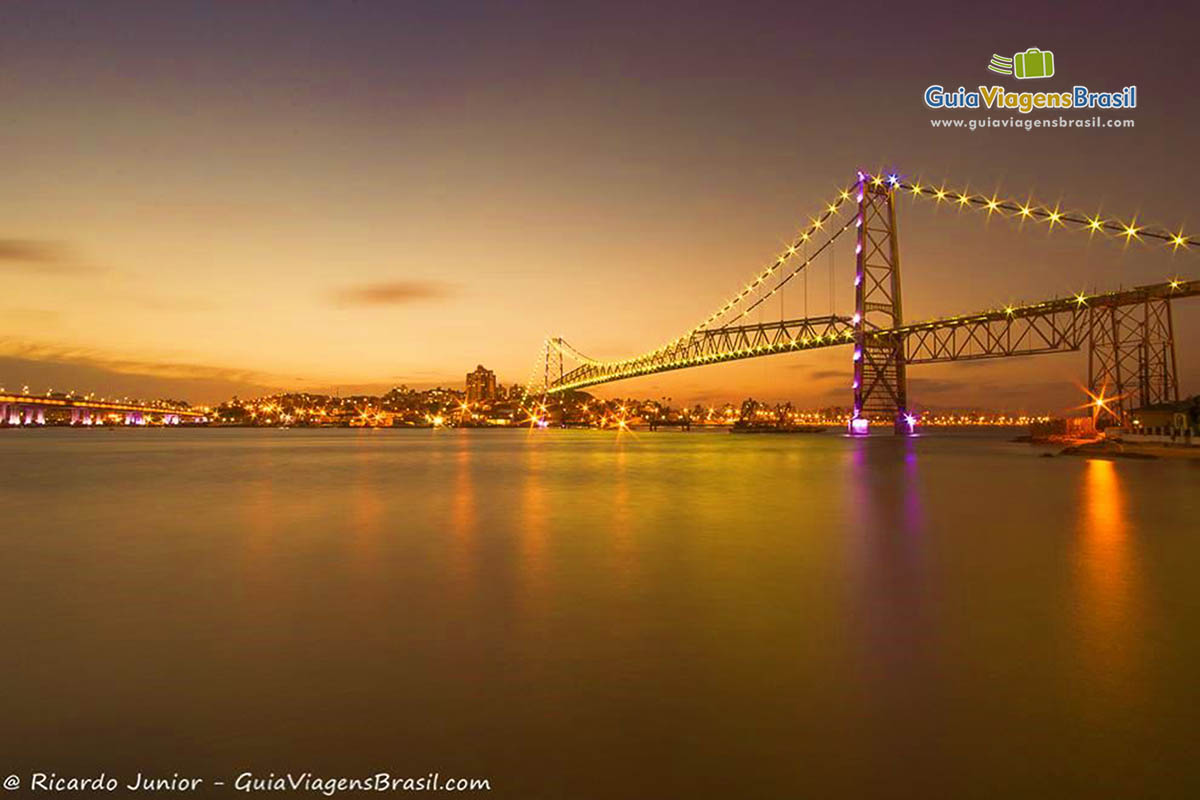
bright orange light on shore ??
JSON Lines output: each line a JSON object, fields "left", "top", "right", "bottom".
{"left": 1080, "top": 383, "right": 1124, "bottom": 424}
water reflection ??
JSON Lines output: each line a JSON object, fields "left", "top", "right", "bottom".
{"left": 902, "top": 437, "right": 924, "bottom": 534}
{"left": 4, "top": 428, "right": 1192, "bottom": 797}
{"left": 349, "top": 445, "right": 383, "bottom": 565}
{"left": 448, "top": 439, "right": 477, "bottom": 581}
{"left": 1076, "top": 458, "right": 1143, "bottom": 696}
{"left": 844, "top": 438, "right": 934, "bottom": 697}
{"left": 845, "top": 437, "right": 928, "bottom": 545}
{"left": 610, "top": 446, "right": 633, "bottom": 550}
{"left": 518, "top": 442, "right": 548, "bottom": 610}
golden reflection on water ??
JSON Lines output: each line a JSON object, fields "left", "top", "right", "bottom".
{"left": 242, "top": 446, "right": 281, "bottom": 543}
{"left": 518, "top": 443, "right": 548, "bottom": 603}
{"left": 607, "top": 444, "right": 640, "bottom": 594}
{"left": 610, "top": 446, "right": 632, "bottom": 546}
{"left": 7, "top": 429, "right": 1196, "bottom": 795}
{"left": 349, "top": 446, "right": 383, "bottom": 564}
{"left": 448, "top": 440, "right": 477, "bottom": 581}
{"left": 235, "top": 447, "right": 292, "bottom": 620}
{"left": 240, "top": 442, "right": 287, "bottom": 568}
{"left": 1076, "top": 458, "right": 1142, "bottom": 696}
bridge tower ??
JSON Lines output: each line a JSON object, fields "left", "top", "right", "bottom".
{"left": 543, "top": 338, "right": 564, "bottom": 397}
{"left": 1088, "top": 296, "right": 1179, "bottom": 425}
{"left": 851, "top": 174, "right": 910, "bottom": 435}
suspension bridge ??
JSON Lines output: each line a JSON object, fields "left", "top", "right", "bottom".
{"left": 532, "top": 170, "right": 1198, "bottom": 434}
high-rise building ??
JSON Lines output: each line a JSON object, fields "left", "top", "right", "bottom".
{"left": 466, "top": 365, "right": 498, "bottom": 404}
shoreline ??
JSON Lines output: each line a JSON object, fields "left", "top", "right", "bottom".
{"left": 1059, "top": 439, "right": 1200, "bottom": 461}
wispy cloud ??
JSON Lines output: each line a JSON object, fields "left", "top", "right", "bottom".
{"left": 0, "top": 339, "right": 295, "bottom": 402}
{"left": 330, "top": 280, "right": 452, "bottom": 307}
{"left": 0, "top": 239, "right": 96, "bottom": 274}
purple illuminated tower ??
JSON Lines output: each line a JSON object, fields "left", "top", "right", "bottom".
{"left": 850, "top": 172, "right": 911, "bottom": 435}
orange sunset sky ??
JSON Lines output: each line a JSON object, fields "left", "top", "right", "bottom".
{"left": 2, "top": 2, "right": 1196, "bottom": 412}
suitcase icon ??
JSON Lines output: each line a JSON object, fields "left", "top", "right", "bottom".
{"left": 1013, "top": 48, "right": 1054, "bottom": 79}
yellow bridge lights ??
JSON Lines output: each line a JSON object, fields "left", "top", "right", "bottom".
{"left": 538, "top": 169, "right": 1197, "bottom": 396}
{"left": 902, "top": 177, "right": 1188, "bottom": 249}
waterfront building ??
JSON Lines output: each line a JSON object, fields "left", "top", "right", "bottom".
{"left": 466, "top": 365, "right": 498, "bottom": 404}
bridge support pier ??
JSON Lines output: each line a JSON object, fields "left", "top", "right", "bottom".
{"left": 1088, "top": 296, "right": 1178, "bottom": 425}
{"left": 851, "top": 173, "right": 910, "bottom": 435}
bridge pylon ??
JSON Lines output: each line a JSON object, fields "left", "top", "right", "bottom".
{"left": 851, "top": 173, "right": 910, "bottom": 435}
{"left": 543, "top": 338, "right": 564, "bottom": 398}
{"left": 1088, "top": 296, "right": 1179, "bottom": 425}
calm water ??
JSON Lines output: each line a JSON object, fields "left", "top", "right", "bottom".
{"left": 2, "top": 428, "right": 1198, "bottom": 797}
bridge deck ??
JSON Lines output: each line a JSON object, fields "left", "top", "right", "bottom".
{"left": 0, "top": 393, "right": 206, "bottom": 417}
{"left": 548, "top": 279, "right": 1199, "bottom": 393}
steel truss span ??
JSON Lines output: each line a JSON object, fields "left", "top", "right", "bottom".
{"left": 548, "top": 280, "right": 1196, "bottom": 386}
{"left": 551, "top": 316, "right": 855, "bottom": 392}
{"left": 887, "top": 282, "right": 1192, "bottom": 361}
{"left": 534, "top": 169, "right": 1198, "bottom": 433}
